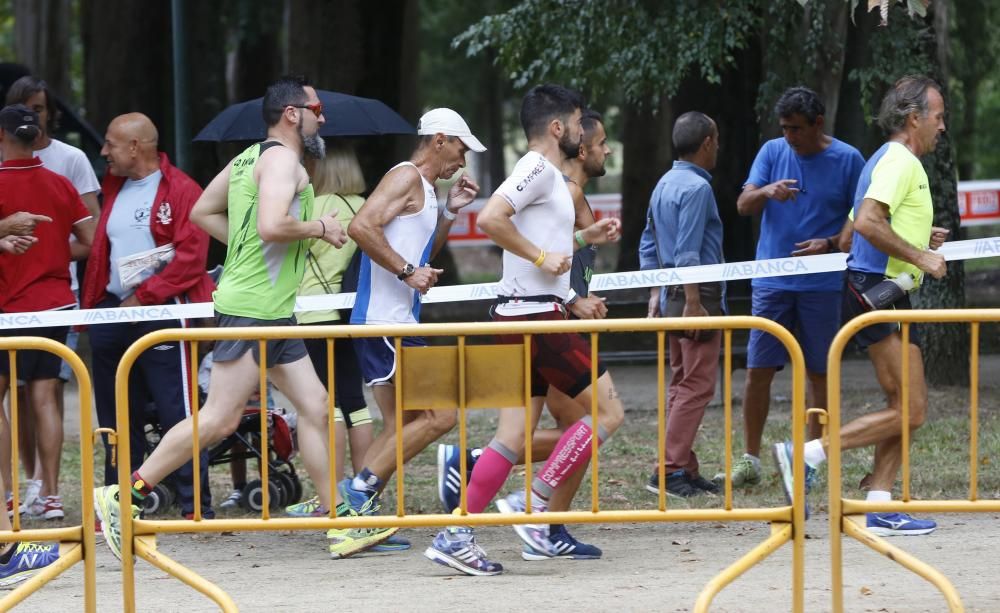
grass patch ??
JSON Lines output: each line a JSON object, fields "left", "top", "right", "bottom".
{"left": 18, "top": 381, "right": 1000, "bottom": 527}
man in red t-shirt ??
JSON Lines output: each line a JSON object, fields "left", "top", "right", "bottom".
{"left": 0, "top": 104, "right": 95, "bottom": 523}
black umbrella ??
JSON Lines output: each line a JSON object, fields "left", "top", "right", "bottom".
{"left": 193, "top": 89, "right": 414, "bottom": 142}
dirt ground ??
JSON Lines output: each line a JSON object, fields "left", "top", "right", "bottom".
{"left": 15, "top": 358, "right": 1000, "bottom": 612}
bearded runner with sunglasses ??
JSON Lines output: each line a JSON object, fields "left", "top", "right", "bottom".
{"left": 93, "top": 76, "right": 398, "bottom": 561}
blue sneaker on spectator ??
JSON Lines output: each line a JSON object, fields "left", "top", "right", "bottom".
{"left": 424, "top": 527, "right": 502, "bottom": 576}
{"left": 866, "top": 512, "right": 936, "bottom": 536}
{"left": 522, "top": 525, "right": 602, "bottom": 560}
{"left": 773, "top": 441, "right": 817, "bottom": 519}
{"left": 0, "top": 542, "right": 59, "bottom": 588}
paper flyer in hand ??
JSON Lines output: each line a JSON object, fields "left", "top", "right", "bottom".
{"left": 118, "top": 243, "right": 175, "bottom": 290}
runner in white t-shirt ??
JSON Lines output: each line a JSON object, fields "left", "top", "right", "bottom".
{"left": 5, "top": 76, "right": 101, "bottom": 519}
{"left": 424, "top": 85, "right": 623, "bottom": 576}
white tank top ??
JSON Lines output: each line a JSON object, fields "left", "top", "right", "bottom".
{"left": 351, "top": 162, "right": 439, "bottom": 324}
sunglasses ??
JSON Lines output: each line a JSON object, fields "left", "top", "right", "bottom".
{"left": 290, "top": 102, "right": 323, "bottom": 118}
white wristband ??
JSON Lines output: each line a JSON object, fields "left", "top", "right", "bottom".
{"left": 441, "top": 207, "right": 457, "bottom": 221}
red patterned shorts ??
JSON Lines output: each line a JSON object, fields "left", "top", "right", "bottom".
{"left": 489, "top": 305, "right": 606, "bottom": 398}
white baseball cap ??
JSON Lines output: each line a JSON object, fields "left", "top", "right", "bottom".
{"left": 416, "top": 108, "right": 486, "bottom": 153}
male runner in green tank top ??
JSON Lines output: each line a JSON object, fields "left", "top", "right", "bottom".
{"left": 94, "top": 76, "right": 397, "bottom": 561}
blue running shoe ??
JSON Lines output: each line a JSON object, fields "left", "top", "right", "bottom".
{"left": 0, "top": 541, "right": 60, "bottom": 588}
{"left": 372, "top": 534, "right": 412, "bottom": 552}
{"left": 438, "top": 444, "right": 463, "bottom": 513}
{"left": 522, "top": 525, "right": 602, "bottom": 560}
{"left": 424, "top": 527, "right": 502, "bottom": 576}
{"left": 866, "top": 512, "right": 936, "bottom": 536}
{"left": 338, "top": 478, "right": 374, "bottom": 513}
{"left": 773, "top": 441, "right": 816, "bottom": 519}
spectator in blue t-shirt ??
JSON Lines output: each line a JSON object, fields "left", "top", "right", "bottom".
{"left": 723, "top": 87, "right": 865, "bottom": 489}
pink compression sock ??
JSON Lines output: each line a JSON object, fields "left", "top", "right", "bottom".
{"left": 532, "top": 417, "right": 607, "bottom": 500}
{"left": 466, "top": 445, "right": 515, "bottom": 513}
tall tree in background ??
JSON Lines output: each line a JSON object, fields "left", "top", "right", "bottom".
{"left": 459, "top": 0, "right": 967, "bottom": 382}
{"left": 287, "top": 0, "right": 419, "bottom": 165}
{"left": 12, "top": 0, "right": 71, "bottom": 97}
{"left": 81, "top": 1, "right": 171, "bottom": 141}
{"left": 225, "top": 0, "right": 285, "bottom": 106}
{"left": 455, "top": 0, "right": 761, "bottom": 271}
{"left": 949, "top": 0, "right": 999, "bottom": 180}
{"left": 184, "top": 0, "right": 228, "bottom": 185}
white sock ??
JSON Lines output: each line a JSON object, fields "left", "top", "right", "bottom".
{"left": 742, "top": 453, "right": 761, "bottom": 469}
{"left": 803, "top": 440, "right": 826, "bottom": 468}
{"left": 866, "top": 490, "right": 891, "bottom": 503}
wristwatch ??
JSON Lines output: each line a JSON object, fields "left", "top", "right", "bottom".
{"left": 397, "top": 263, "right": 416, "bottom": 280}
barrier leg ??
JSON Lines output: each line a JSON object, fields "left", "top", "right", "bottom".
{"left": 133, "top": 536, "right": 238, "bottom": 612}
{"left": 693, "top": 523, "right": 793, "bottom": 613}
{"left": 842, "top": 516, "right": 963, "bottom": 612}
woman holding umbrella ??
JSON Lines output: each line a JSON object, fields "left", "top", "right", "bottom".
{"left": 286, "top": 141, "right": 375, "bottom": 514}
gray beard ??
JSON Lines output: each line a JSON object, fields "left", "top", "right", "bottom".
{"left": 298, "top": 123, "right": 326, "bottom": 159}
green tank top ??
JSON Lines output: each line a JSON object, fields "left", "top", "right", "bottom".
{"left": 213, "top": 142, "right": 314, "bottom": 319}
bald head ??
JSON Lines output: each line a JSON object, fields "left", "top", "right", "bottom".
{"left": 101, "top": 112, "right": 160, "bottom": 179}
{"left": 110, "top": 113, "right": 158, "bottom": 146}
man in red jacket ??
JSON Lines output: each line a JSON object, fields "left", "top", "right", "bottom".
{"left": 82, "top": 113, "right": 215, "bottom": 518}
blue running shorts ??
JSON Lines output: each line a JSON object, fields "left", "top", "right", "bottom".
{"left": 746, "top": 287, "right": 841, "bottom": 374}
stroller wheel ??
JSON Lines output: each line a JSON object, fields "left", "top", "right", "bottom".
{"left": 286, "top": 471, "right": 303, "bottom": 504}
{"left": 273, "top": 462, "right": 303, "bottom": 504}
{"left": 272, "top": 472, "right": 294, "bottom": 507}
{"left": 143, "top": 483, "right": 175, "bottom": 515}
{"left": 241, "top": 479, "right": 281, "bottom": 512}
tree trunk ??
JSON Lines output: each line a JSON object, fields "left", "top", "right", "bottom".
{"left": 484, "top": 48, "right": 506, "bottom": 192}
{"left": 185, "top": 0, "right": 229, "bottom": 185}
{"left": 914, "top": 2, "right": 968, "bottom": 386}
{"left": 13, "top": 0, "right": 71, "bottom": 98}
{"left": 226, "top": 1, "right": 286, "bottom": 105}
{"left": 81, "top": 1, "right": 172, "bottom": 140}
{"left": 808, "top": 0, "right": 849, "bottom": 134}
{"left": 616, "top": 96, "right": 671, "bottom": 272}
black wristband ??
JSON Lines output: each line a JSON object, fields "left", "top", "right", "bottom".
{"left": 826, "top": 237, "right": 836, "bottom": 252}
{"left": 317, "top": 219, "right": 326, "bottom": 238}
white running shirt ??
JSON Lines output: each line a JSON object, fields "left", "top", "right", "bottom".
{"left": 351, "top": 162, "right": 439, "bottom": 324}
{"left": 494, "top": 151, "right": 575, "bottom": 315}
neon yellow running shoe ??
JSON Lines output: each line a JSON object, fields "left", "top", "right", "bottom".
{"left": 93, "top": 485, "right": 140, "bottom": 561}
{"left": 286, "top": 496, "right": 324, "bottom": 517}
{"left": 327, "top": 509, "right": 398, "bottom": 559}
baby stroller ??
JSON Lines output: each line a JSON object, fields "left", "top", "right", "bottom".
{"left": 141, "top": 356, "right": 304, "bottom": 514}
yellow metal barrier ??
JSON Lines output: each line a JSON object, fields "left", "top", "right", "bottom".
{"left": 112, "top": 316, "right": 807, "bottom": 612}
{"left": 0, "top": 337, "right": 97, "bottom": 611}
{"left": 827, "top": 308, "right": 1000, "bottom": 613}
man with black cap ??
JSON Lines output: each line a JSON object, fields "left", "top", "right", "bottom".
{"left": 339, "top": 108, "right": 484, "bottom": 516}
{"left": 0, "top": 104, "right": 95, "bottom": 526}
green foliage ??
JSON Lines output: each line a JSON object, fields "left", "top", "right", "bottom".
{"left": 847, "top": 3, "right": 934, "bottom": 124}
{"left": 973, "top": 78, "right": 1000, "bottom": 178}
{"left": 756, "top": 0, "right": 846, "bottom": 122}
{"left": 0, "top": 0, "right": 14, "bottom": 60}
{"left": 454, "top": 0, "right": 760, "bottom": 106}
{"left": 798, "top": 0, "right": 928, "bottom": 24}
